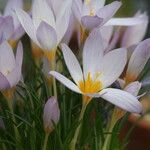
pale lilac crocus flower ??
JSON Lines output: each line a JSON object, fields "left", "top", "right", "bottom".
{"left": 0, "top": 41, "right": 23, "bottom": 90}
{"left": 43, "top": 97, "right": 60, "bottom": 133}
{"left": 49, "top": 29, "right": 142, "bottom": 113}
{"left": 0, "top": 0, "right": 24, "bottom": 46}
{"left": 15, "top": 0, "right": 72, "bottom": 61}
{"left": 72, "top": 0, "right": 145, "bottom": 46}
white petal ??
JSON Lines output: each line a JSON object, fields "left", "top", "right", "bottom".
{"left": 0, "top": 42, "right": 15, "bottom": 74}
{"left": 32, "top": 0, "right": 55, "bottom": 29}
{"left": 121, "top": 12, "right": 148, "bottom": 47}
{"left": 36, "top": 21, "right": 57, "bottom": 50}
{"left": 99, "top": 48, "right": 127, "bottom": 88}
{"left": 100, "top": 26, "right": 113, "bottom": 50}
{"left": 96, "top": 1, "right": 121, "bottom": 25}
{"left": 56, "top": 0, "right": 72, "bottom": 43}
{"left": 83, "top": 29, "right": 104, "bottom": 79}
{"left": 61, "top": 44, "right": 83, "bottom": 85}
{"left": 49, "top": 71, "right": 81, "bottom": 94}
{"left": 126, "top": 39, "right": 150, "bottom": 81}
{"left": 99, "top": 88, "right": 142, "bottom": 113}
{"left": 105, "top": 17, "right": 145, "bottom": 26}
{"left": 15, "top": 9, "right": 38, "bottom": 45}
{"left": 72, "top": 0, "right": 82, "bottom": 21}
{"left": 124, "top": 81, "right": 141, "bottom": 96}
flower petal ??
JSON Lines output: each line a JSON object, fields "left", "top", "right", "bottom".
{"left": 126, "top": 38, "right": 150, "bottom": 81}
{"left": 99, "top": 88, "right": 142, "bottom": 113}
{"left": 121, "top": 12, "right": 148, "bottom": 47}
{"left": 56, "top": 0, "right": 72, "bottom": 43}
{"left": 61, "top": 43, "right": 83, "bottom": 84}
{"left": 32, "top": 0, "right": 55, "bottom": 29}
{"left": 0, "top": 72, "right": 10, "bottom": 90}
{"left": 100, "top": 26, "right": 113, "bottom": 50}
{"left": 83, "top": 28, "right": 104, "bottom": 79}
{"left": 36, "top": 21, "right": 57, "bottom": 50}
{"left": 99, "top": 48, "right": 127, "bottom": 88}
{"left": 4, "top": 0, "right": 23, "bottom": 28}
{"left": 0, "top": 41, "right": 15, "bottom": 74}
{"left": 81, "top": 15, "right": 103, "bottom": 30}
{"left": 2, "top": 16, "right": 14, "bottom": 40}
{"left": 6, "top": 42, "right": 23, "bottom": 87}
{"left": 15, "top": 9, "right": 38, "bottom": 45}
{"left": 49, "top": 71, "right": 81, "bottom": 94}
{"left": 105, "top": 17, "right": 145, "bottom": 26}
{"left": 124, "top": 81, "right": 141, "bottom": 96}
{"left": 72, "top": 0, "right": 82, "bottom": 21}
{"left": 96, "top": 1, "right": 122, "bottom": 25}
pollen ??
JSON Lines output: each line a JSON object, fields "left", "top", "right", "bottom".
{"left": 78, "top": 72, "right": 102, "bottom": 94}
{"left": 90, "top": 9, "right": 95, "bottom": 16}
{"left": 125, "top": 73, "right": 136, "bottom": 85}
{"left": 85, "top": 0, "right": 91, "bottom": 5}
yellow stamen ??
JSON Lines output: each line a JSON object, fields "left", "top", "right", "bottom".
{"left": 125, "top": 73, "right": 136, "bottom": 85}
{"left": 78, "top": 72, "right": 102, "bottom": 94}
{"left": 90, "top": 9, "right": 95, "bottom": 16}
{"left": 85, "top": 0, "right": 91, "bottom": 5}
{"left": 8, "top": 40, "right": 17, "bottom": 49}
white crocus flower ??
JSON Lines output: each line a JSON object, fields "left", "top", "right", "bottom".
{"left": 49, "top": 29, "right": 142, "bottom": 113}
{"left": 15, "top": 0, "right": 72, "bottom": 56}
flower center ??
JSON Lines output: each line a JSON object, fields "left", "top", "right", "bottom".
{"left": 78, "top": 72, "right": 102, "bottom": 94}
{"left": 85, "top": 0, "right": 95, "bottom": 16}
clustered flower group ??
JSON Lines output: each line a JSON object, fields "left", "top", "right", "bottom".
{"left": 0, "top": 0, "right": 150, "bottom": 146}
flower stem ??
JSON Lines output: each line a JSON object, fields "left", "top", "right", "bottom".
{"left": 51, "top": 58, "right": 57, "bottom": 99}
{"left": 70, "top": 97, "right": 88, "bottom": 150}
{"left": 102, "top": 109, "right": 116, "bottom": 150}
{"left": 42, "top": 133, "right": 49, "bottom": 150}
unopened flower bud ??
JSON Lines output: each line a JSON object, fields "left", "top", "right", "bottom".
{"left": 43, "top": 97, "right": 60, "bottom": 133}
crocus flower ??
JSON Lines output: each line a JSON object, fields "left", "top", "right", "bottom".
{"left": 121, "top": 12, "right": 148, "bottom": 48}
{"left": 0, "top": 0, "right": 24, "bottom": 46}
{"left": 49, "top": 29, "right": 142, "bottom": 113}
{"left": 43, "top": 97, "right": 60, "bottom": 133}
{"left": 0, "top": 41, "right": 23, "bottom": 90}
{"left": 16, "top": 0, "right": 72, "bottom": 60}
{"left": 72, "top": 0, "right": 144, "bottom": 46}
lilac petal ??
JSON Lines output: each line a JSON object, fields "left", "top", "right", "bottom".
{"left": 0, "top": 72, "right": 10, "bottom": 90}
{"left": 124, "top": 81, "right": 141, "bottom": 96}
{"left": 126, "top": 38, "right": 150, "bottom": 80}
{"left": 6, "top": 42, "right": 23, "bottom": 87}
{"left": 4, "top": 0, "right": 23, "bottom": 16}
{"left": 15, "top": 41, "right": 23, "bottom": 67}
{"left": 36, "top": 21, "right": 57, "bottom": 50}
{"left": 96, "top": 1, "right": 122, "bottom": 25}
{"left": 0, "top": 41, "right": 15, "bottom": 74}
{"left": 43, "top": 97, "right": 60, "bottom": 132}
{"left": 4, "top": 0, "right": 23, "bottom": 28}
{"left": 81, "top": 15, "right": 103, "bottom": 30}
{"left": 11, "top": 24, "right": 25, "bottom": 40}
{"left": 2, "top": 16, "right": 14, "bottom": 40}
